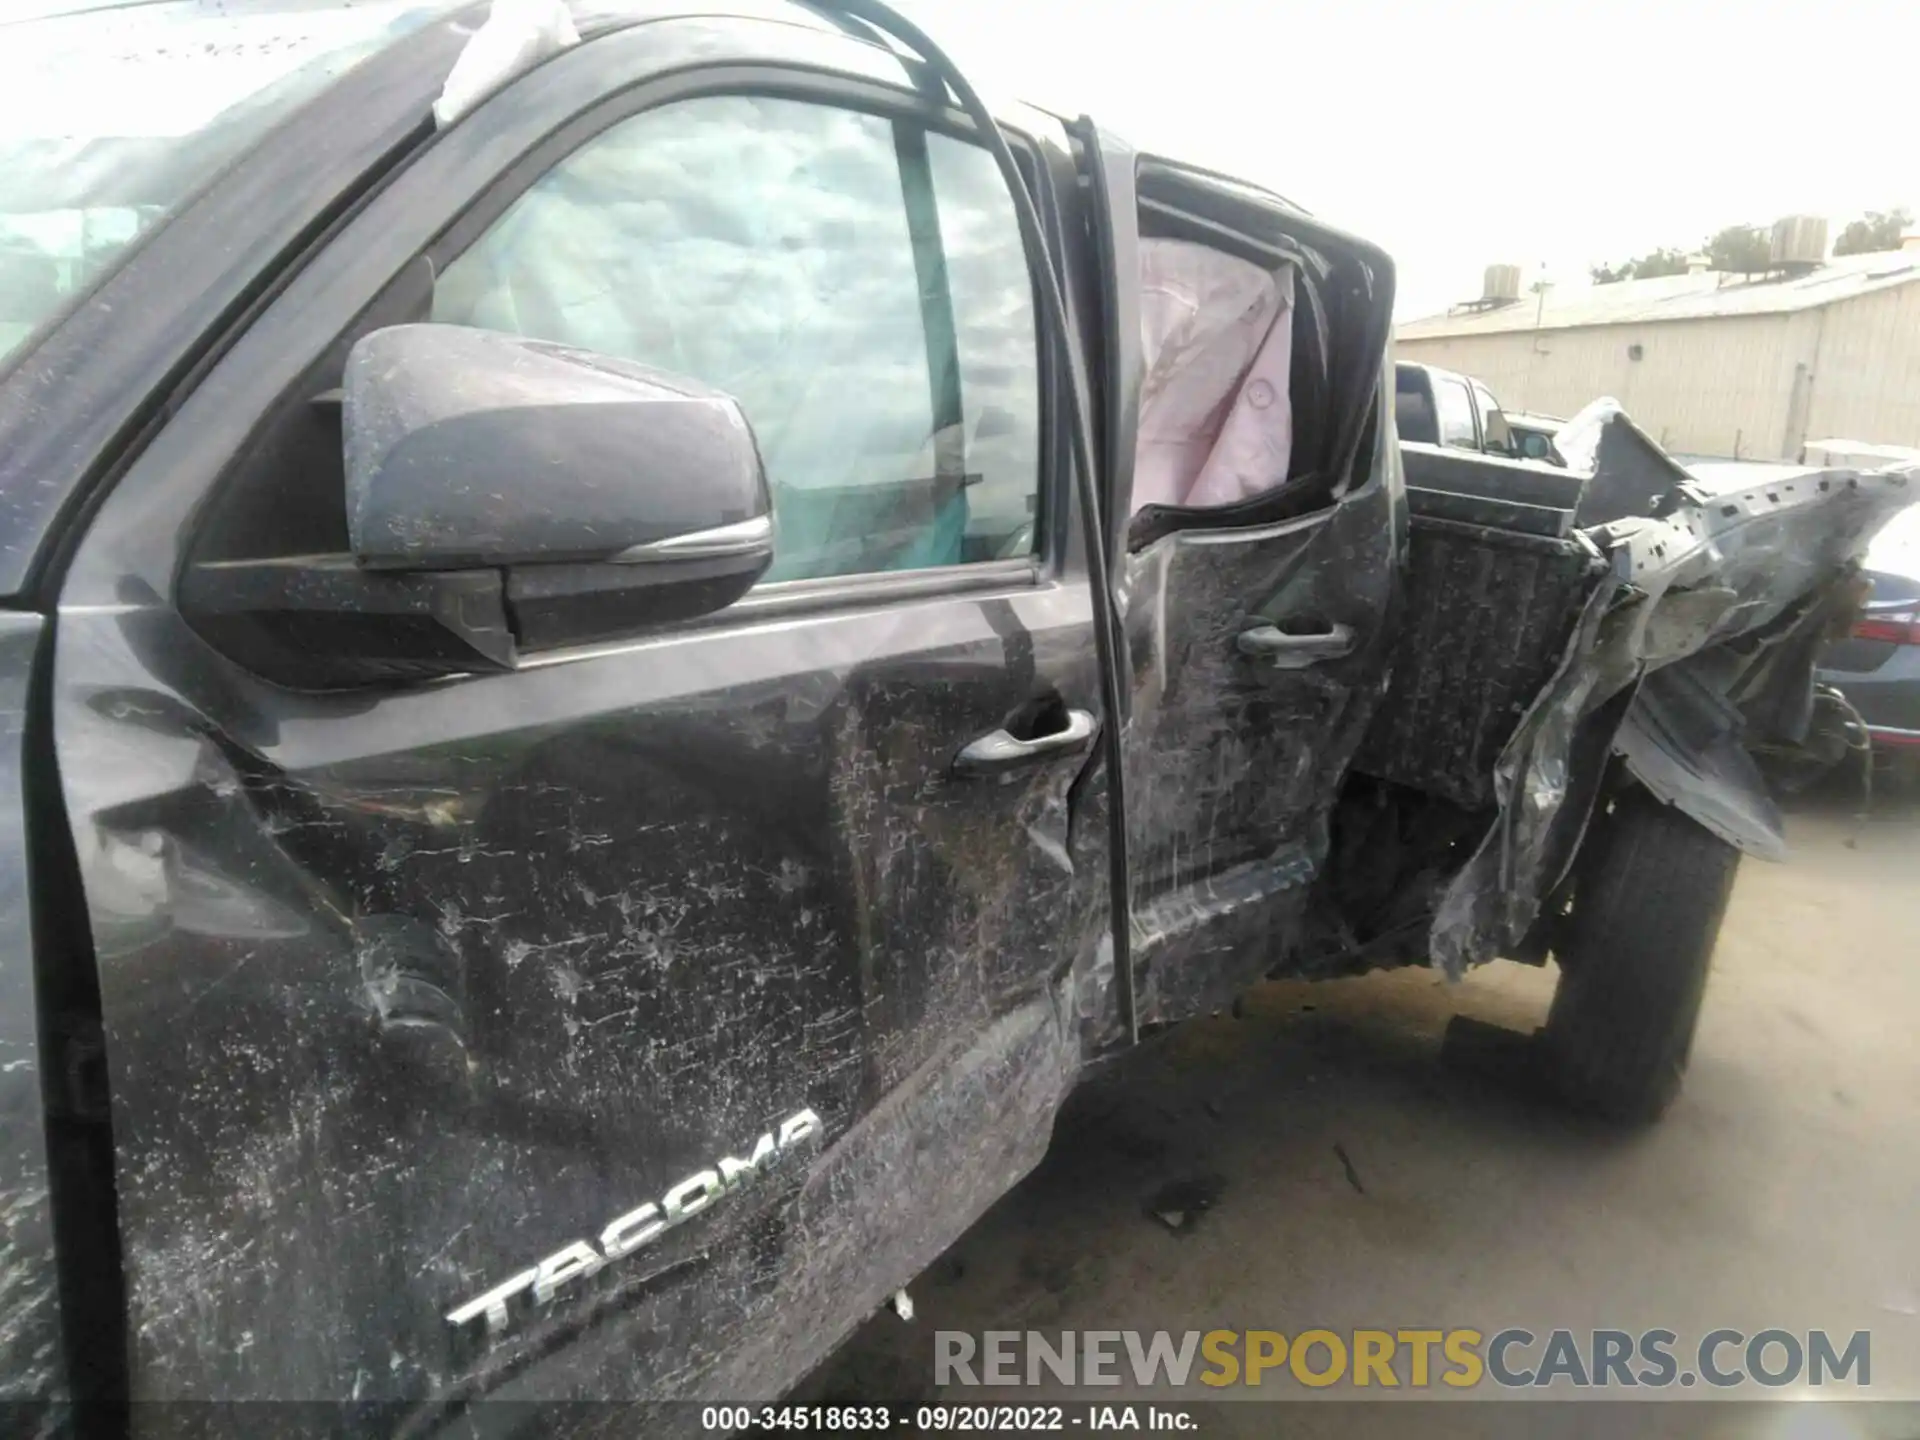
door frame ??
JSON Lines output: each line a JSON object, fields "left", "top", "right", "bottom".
{"left": 48, "top": 13, "right": 1125, "bottom": 1405}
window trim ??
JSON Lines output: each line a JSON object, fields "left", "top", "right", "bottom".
{"left": 1434, "top": 375, "right": 1479, "bottom": 451}
{"left": 1470, "top": 382, "right": 1505, "bottom": 451}
{"left": 423, "top": 66, "right": 1064, "bottom": 591}
{"left": 110, "top": 22, "right": 1085, "bottom": 669}
{"left": 518, "top": 555, "right": 1046, "bottom": 664}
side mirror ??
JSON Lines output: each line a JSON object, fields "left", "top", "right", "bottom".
{"left": 346, "top": 324, "right": 771, "bottom": 649}
{"left": 181, "top": 326, "right": 772, "bottom": 688}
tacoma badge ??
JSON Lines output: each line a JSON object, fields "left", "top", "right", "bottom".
{"left": 447, "top": 1108, "right": 822, "bottom": 1335}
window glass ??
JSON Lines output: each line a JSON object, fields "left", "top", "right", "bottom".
{"left": 1393, "top": 368, "right": 1438, "bottom": 444}
{"left": 1435, "top": 377, "right": 1479, "bottom": 450}
{"left": 432, "top": 95, "right": 1041, "bottom": 582}
{"left": 0, "top": 0, "right": 455, "bottom": 368}
{"left": 1472, "top": 383, "right": 1512, "bottom": 454}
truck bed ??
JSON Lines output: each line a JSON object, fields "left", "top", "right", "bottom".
{"left": 1356, "top": 437, "right": 1916, "bottom": 812}
{"left": 1356, "top": 441, "right": 1600, "bottom": 807}
{"left": 1354, "top": 502, "right": 1602, "bottom": 809}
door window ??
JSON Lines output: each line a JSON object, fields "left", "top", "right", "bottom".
{"left": 1434, "top": 376, "right": 1479, "bottom": 450}
{"left": 433, "top": 95, "right": 1041, "bottom": 582}
{"left": 1472, "top": 383, "right": 1514, "bottom": 455}
{"left": 1393, "top": 367, "right": 1439, "bottom": 444}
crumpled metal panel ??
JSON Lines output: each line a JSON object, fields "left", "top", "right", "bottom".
{"left": 1116, "top": 416, "right": 1400, "bottom": 1030}
{"left": 50, "top": 396, "right": 1401, "bottom": 1415}
{"left": 1613, "top": 662, "right": 1787, "bottom": 860}
{"left": 1429, "top": 456, "right": 1916, "bottom": 974}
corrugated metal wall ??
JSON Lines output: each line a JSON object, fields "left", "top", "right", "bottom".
{"left": 1805, "top": 282, "right": 1920, "bottom": 447}
{"left": 1395, "top": 282, "right": 1920, "bottom": 461}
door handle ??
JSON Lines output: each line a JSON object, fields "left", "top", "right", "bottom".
{"left": 954, "top": 709, "right": 1099, "bottom": 775}
{"left": 1236, "top": 621, "right": 1356, "bottom": 667}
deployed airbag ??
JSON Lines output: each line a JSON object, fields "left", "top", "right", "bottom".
{"left": 1134, "top": 238, "right": 1294, "bottom": 513}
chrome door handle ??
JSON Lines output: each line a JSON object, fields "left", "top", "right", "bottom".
{"left": 1236, "top": 621, "right": 1356, "bottom": 667}
{"left": 954, "top": 709, "right": 1099, "bottom": 775}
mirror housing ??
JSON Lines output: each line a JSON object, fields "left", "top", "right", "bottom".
{"left": 182, "top": 326, "right": 772, "bottom": 688}
{"left": 345, "top": 325, "right": 769, "bottom": 574}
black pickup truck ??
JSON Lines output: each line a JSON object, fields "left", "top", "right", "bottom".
{"left": 0, "top": 0, "right": 1910, "bottom": 1425}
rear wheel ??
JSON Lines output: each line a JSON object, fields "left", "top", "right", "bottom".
{"left": 1542, "top": 786, "right": 1741, "bottom": 1122}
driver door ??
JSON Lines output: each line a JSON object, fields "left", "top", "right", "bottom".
{"left": 50, "top": 20, "right": 1104, "bottom": 1407}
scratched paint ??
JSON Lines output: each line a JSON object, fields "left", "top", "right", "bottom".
{"left": 0, "top": 615, "right": 63, "bottom": 1411}
{"left": 51, "top": 562, "right": 1115, "bottom": 1404}
{"left": 21, "top": 63, "right": 1914, "bottom": 1424}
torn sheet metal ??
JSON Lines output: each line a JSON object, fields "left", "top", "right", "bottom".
{"left": 1426, "top": 434, "right": 1916, "bottom": 975}
{"left": 1613, "top": 662, "right": 1787, "bottom": 861}
{"left": 1551, "top": 396, "right": 1620, "bottom": 476}
{"left": 1113, "top": 402, "right": 1399, "bottom": 1034}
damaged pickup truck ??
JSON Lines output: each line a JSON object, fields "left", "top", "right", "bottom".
{"left": 0, "top": 0, "right": 1911, "bottom": 1424}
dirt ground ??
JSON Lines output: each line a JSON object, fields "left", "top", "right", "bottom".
{"left": 802, "top": 800, "right": 1920, "bottom": 1433}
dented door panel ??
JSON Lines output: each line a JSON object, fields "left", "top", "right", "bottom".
{"left": 1120, "top": 422, "right": 1400, "bottom": 1026}
{"left": 41, "top": 20, "right": 1111, "bottom": 1406}
{"left": 20, "top": 10, "right": 1417, "bottom": 1414}
{"left": 52, "top": 571, "right": 1100, "bottom": 1400}
{"left": 1075, "top": 147, "right": 1402, "bottom": 1033}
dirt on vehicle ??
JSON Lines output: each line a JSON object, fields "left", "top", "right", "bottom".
{"left": 803, "top": 794, "right": 1920, "bottom": 1423}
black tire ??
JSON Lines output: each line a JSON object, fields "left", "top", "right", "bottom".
{"left": 1542, "top": 787, "right": 1741, "bottom": 1122}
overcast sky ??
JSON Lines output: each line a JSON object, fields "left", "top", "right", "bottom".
{"left": 901, "top": 0, "right": 1920, "bottom": 320}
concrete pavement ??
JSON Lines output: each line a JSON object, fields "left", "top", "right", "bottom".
{"left": 803, "top": 805, "right": 1920, "bottom": 1434}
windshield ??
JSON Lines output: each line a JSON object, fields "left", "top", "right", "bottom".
{"left": 0, "top": 0, "right": 457, "bottom": 370}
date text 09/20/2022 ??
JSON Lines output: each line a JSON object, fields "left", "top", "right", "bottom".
{"left": 700, "top": 1405, "right": 1195, "bottom": 1431}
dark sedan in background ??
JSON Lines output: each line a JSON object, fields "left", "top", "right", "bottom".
{"left": 1820, "top": 504, "right": 1920, "bottom": 785}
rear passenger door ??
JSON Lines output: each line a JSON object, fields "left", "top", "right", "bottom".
{"left": 52, "top": 23, "right": 1101, "bottom": 1405}
{"left": 1100, "top": 157, "right": 1400, "bottom": 1026}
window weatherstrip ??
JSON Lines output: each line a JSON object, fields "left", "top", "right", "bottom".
{"left": 893, "top": 122, "right": 968, "bottom": 489}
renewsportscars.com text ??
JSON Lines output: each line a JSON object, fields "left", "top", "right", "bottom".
{"left": 935, "top": 1328, "right": 1872, "bottom": 1390}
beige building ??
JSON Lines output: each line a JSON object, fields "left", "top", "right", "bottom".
{"left": 1395, "top": 248, "right": 1920, "bottom": 461}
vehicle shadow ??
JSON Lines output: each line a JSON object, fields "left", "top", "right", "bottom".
{"left": 798, "top": 792, "right": 1920, "bottom": 1412}
{"left": 1778, "top": 743, "right": 1920, "bottom": 824}
{"left": 798, "top": 959, "right": 1652, "bottom": 1405}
